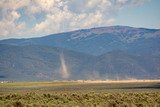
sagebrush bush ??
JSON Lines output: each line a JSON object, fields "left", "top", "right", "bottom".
{"left": 0, "top": 92, "right": 159, "bottom": 107}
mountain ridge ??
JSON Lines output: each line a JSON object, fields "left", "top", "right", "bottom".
{"left": 0, "top": 26, "right": 160, "bottom": 81}
{"left": 1, "top": 26, "right": 160, "bottom": 56}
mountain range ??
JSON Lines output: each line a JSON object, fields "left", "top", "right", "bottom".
{"left": 0, "top": 26, "right": 160, "bottom": 81}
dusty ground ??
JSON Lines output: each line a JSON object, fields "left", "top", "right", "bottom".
{"left": 76, "top": 79, "right": 160, "bottom": 83}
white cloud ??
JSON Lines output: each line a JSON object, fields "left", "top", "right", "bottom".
{"left": 33, "top": 6, "right": 73, "bottom": 34}
{"left": 0, "top": 9, "right": 26, "bottom": 37}
{"left": 31, "top": 0, "right": 116, "bottom": 35}
{"left": 0, "top": 0, "right": 29, "bottom": 10}
{"left": 117, "top": 0, "right": 128, "bottom": 4}
{"left": 0, "top": 0, "right": 150, "bottom": 39}
{"left": 116, "top": 0, "right": 150, "bottom": 7}
{"left": 0, "top": 19, "right": 26, "bottom": 37}
{"left": 0, "top": 0, "right": 28, "bottom": 38}
{"left": 11, "top": 11, "right": 20, "bottom": 20}
{"left": 70, "top": 11, "right": 104, "bottom": 29}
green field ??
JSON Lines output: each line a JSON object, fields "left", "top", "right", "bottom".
{"left": 0, "top": 81, "right": 160, "bottom": 107}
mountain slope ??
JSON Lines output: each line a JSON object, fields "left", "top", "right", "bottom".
{"left": 1, "top": 26, "right": 160, "bottom": 56}
{"left": 0, "top": 45, "right": 159, "bottom": 81}
{"left": 0, "top": 44, "right": 96, "bottom": 81}
{"left": 0, "top": 26, "right": 160, "bottom": 81}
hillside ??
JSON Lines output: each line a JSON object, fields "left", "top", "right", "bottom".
{"left": 0, "top": 26, "right": 160, "bottom": 81}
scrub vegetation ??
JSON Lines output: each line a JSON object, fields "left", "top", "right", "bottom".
{"left": 0, "top": 81, "right": 160, "bottom": 107}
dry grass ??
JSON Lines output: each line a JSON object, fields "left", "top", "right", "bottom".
{"left": 0, "top": 80, "right": 159, "bottom": 106}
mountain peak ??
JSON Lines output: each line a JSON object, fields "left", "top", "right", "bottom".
{"left": 0, "top": 26, "right": 160, "bottom": 80}
{"left": 0, "top": 26, "right": 160, "bottom": 55}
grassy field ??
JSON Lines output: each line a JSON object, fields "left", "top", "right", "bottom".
{"left": 0, "top": 80, "right": 160, "bottom": 107}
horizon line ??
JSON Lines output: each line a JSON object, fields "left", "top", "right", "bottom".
{"left": 0, "top": 25, "right": 160, "bottom": 40}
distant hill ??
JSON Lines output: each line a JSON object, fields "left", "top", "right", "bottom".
{"left": 0, "top": 26, "right": 160, "bottom": 81}
{"left": 1, "top": 26, "right": 160, "bottom": 56}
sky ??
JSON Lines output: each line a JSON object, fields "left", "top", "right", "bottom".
{"left": 0, "top": 0, "right": 160, "bottom": 39}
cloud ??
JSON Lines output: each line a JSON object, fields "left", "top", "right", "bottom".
{"left": 32, "top": 0, "right": 116, "bottom": 35}
{"left": 0, "top": 9, "right": 26, "bottom": 37}
{"left": 0, "top": 0, "right": 29, "bottom": 10}
{"left": 0, "top": 0, "right": 150, "bottom": 39}
{"left": 0, "top": 0, "right": 28, "bottom": 38}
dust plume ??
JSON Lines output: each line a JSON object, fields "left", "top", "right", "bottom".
{"left": 60, "top": 53, "right": 70, "bottom": 79}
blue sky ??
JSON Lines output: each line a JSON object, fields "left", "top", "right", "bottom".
{"left": 0, "top": 0, "right": 160, "bottom": 39}
{"left": 116, "top": 0, "right": 160, "bottom": 28}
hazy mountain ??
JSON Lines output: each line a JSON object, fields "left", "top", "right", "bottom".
{"left": 1, "top": 26, "right": 160, "bottom": 56}
{"left": 0, "top": 44, "right": 95, "bottom": 81}
{"left": 0, "top": 26, "right": 160, "bottom": 81}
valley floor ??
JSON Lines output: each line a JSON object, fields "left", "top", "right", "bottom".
{"left": 0, "top": 80, "right": 160, "bottom": 107}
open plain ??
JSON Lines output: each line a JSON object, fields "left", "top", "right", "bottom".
{"left": 0, "top": 80, "right": 160, "bottom": 107}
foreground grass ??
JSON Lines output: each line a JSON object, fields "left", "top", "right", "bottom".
{"left": 0, "top": 92, "right": 160, "bottom": 107}
{"left": 0, "top": 81, "right": 160, "bottom": 107}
